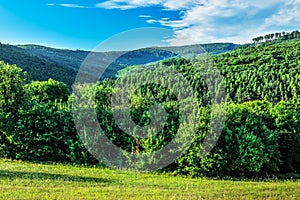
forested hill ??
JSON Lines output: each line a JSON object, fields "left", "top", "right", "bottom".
{"left": 18, "top": 43, "right": 238, "bottom": 70}
{"left": 2, "top": 37, "right": 300, "bottom": 93}
{"left": 0, "top": 43, "right": 77, "bottom": 86}
{"left": 214, "top": 38, "right": 300, "bottom": 103}
{"left": 114, "top": 36, "right": 300, "bottom": 104}
{"left": 1, "top": 35, "right": 300, "bottom": 177}
{"left": 17, "top": 44, "right": 114, "bottom": 70}
{"left": 0, "top": 42, "right": 238, "bottom": 86}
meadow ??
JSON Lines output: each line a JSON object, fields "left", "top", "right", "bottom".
{"left": 0, "top": 159, "right": 299, "bottom": 199}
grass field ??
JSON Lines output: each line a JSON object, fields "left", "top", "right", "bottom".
{"left": 0, "top": 159, "right": 299, "bottom": 199}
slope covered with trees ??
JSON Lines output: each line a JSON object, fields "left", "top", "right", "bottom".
{"left": 18, "top": 43, "right": 238, "bottom": 70}
{"left": 215, "top": 38, "right": 300, "bottom": 103}
{"left": 0, "top": 33, "right": 299, "bottom": 178}
{"left": 0, "top": 43, "right": 77, "bottom": 86}
{"left": 0, "top": 42, "right": 238, "bottom": 87}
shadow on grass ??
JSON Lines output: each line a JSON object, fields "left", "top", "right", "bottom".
{"left": 0, "top": 170, "right": 113, "bottom": 183}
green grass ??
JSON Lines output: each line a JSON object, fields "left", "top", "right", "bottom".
{"left": 0, "top": 159, "right": 299, "bottom": 199}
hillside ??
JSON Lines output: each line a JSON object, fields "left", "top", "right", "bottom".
{"left": 0, "top": 42, "right": 238, "bottom": 86}
{"left": 214, "top": 38, "right": 300, "bottom": 103}
{"left": 0, "top": 43, "right": 77, "bottom": 86}
{"left": 18, "top": 43, "right": 238, "bottom": 70}
{"left": 91, "top": 37, "right": 300, "bottom": 175}
{"left": 0, "top": 35, "right": 300, "bottom": 177}
{"left": 114, "top": 37, "right": 300, "bottom": 104}
{"left": 1, "top": 37, "right": 298, "bottom": 96}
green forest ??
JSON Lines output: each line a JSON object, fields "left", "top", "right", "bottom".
{"left": 0, "top": 42, "right": 238, "bottom": 86}
{"left": 0, "top": 32, "right": 300, "bottom": 179}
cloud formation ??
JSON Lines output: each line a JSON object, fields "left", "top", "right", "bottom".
{"left": 139, "top": 15, "right": 152, "bottom": 18}
{"left": 47, "top": 3, "right": 91, "bottom": 8}
{"left": 264, "top": 0, "right": 300, "bottom": 27}
{"left": 48, "top": 1, "right": 300, "bottom": 45}
{"left": 95, "top": 0, "right": 203, "bottom": 10}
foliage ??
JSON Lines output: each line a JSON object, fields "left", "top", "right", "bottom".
{"left": 26, "top": 78, "right": 70, "bottom": 103}
{"left": 215, "top": 39, "right": 300, "bottom": 103}
{"left": 175, "top": 101, "right": 281, "bottom": 178}
{"left": 253, "top": 30, "right": 300, "bottom": 43}
{"left": 208, "top": 102, "right": 279, "bottom": 177}
{"left": 270, "top": 100, "right": 300, "bottom": 173}
{"left": 0, "top": 61, "right": 28, "bottom": 157}
{"left": 13, "top": 102, "right": 75, "bottom": 162}
{"left": 0, "top": 35, "right": 300, "bottom": 178}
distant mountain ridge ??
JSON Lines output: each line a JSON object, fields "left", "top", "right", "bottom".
{"left": 0, "top": 42, "right": 239, "bottom": 86}
{"left": 0, "top": 43, "right": 77, "bottom": 86}
{"left": 18, "top": 43, "right": 238, "bottom": 69}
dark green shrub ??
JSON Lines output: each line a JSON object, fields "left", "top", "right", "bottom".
{"left": 175, "top": 101, "right": 281, "bottom": 178}
{"left": 271, "top": 100, "right": 300, "bottom": 173}
{"left": 26, "top": 78, "right": 69, "bottom": 103}
{"left": 0, "top": 61, "right": 28, "bottom": 158}
{"left": 207, "top": 102, "right": 280, "bottom": 177}
{"left": 14, "top": 102, "right": 76, "bottom": 162}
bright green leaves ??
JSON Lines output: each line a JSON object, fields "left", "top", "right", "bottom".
{"left": 0, "top": 61, "right": 28, "bottom": 157}
{"left": 26, "top": 78, "right": 69, "bottom": 103}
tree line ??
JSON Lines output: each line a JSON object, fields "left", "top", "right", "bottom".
{"left": 252, "top": 30, "right": 300, "bottom": 43}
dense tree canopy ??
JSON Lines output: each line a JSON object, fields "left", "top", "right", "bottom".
{"left": 26, "top": 78, "right": 69, "bottom": 103}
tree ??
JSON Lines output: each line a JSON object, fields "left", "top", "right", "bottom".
{"left": 14, "top": 102, "right": 78, "bottom": 162}
{"left": 275, "top": 32, "right": 281, "bottom": 39}
{"left": 253, "top": 37, "right": 259, "bottom": 44}
{"left": 26, "top": 78, "right": 69, "bottom": 103}
{"left": 205, "top": 101, "right": 280, "bottom": 177}
{"left": 264, "top": 34, "right": 271, "bottom": 42}
{"left": 271, "top": 101, "right": 300, "bottom": 172}
{"left": 0, "top": 61, "right": 28, "bottom": 157}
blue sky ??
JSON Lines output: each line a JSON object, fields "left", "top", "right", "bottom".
{"left": 0, "top": 0, "right": 299, "bottom": 51}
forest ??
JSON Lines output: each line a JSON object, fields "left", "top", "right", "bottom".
{"left": 0, "top": 32, "right": 299, "bottom": 178}
{"left": 0, "top": 42, "right": 238, "bottom": 86}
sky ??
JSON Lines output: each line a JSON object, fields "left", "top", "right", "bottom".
{"left": 0, "top": 0, "right": 299, "bottom": 51}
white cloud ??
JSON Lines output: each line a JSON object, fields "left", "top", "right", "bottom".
{"left": 95, "top": 0, "right": 205, "bottom": 10}
{"left": 139, "top": 15, "right": 152, "bottom": 18}
{"left": 94, "top": 0, "right": 279, "bottom": 11}
{"left": 146, "top": 19, "right": 157, "bottom": 24}
{"left": 48, "top": 0, "right": 300, "bottom": 45}
{"left": 96, "top": 0, "right": 164, "bottom": 10}
{"left": 141, "top": 0, "right": 300, "bottom": 45}
{"left": 47, "top": 3, "right": 90, "bottom": 8}
{"left": 263, "top": 0, "right": 300, "bottom": 27}
{"left": 95, "top": 2, "right": 135, "bottom": 10}
{"left": 162, "top": 0, "right": 204, "bottom": 10}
